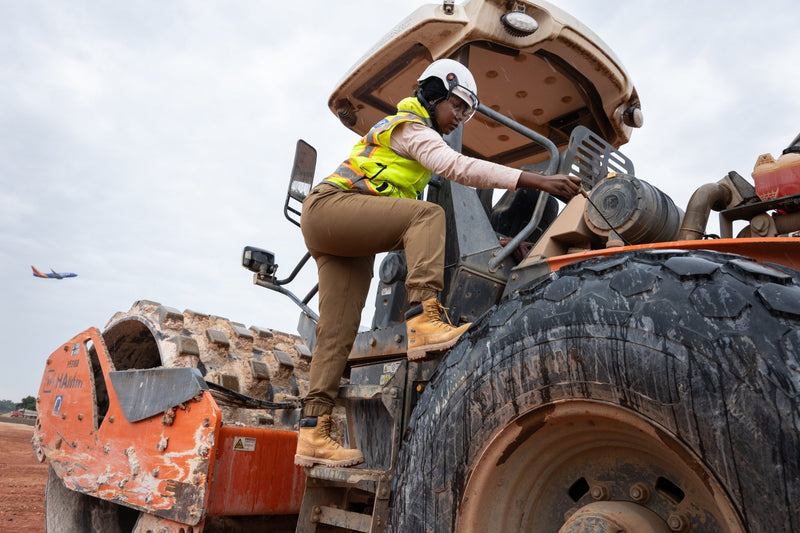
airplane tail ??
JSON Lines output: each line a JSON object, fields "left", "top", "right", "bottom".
{"left": 31, "top": 266, "right": 48, "bottom": 278}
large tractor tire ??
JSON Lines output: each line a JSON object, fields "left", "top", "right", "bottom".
{"left": 46, "top": 465, "right": 139, "bottom": 532}
{"left": 391, "top": 249, "right": 800, "bottom": 532}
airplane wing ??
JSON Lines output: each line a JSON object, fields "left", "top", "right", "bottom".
{"left": 50, "top": 269, "right": 63, "bottom": 279}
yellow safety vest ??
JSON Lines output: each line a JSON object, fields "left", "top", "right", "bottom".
{"left": 325, "top": 97, "right": 433, "bottom": 199}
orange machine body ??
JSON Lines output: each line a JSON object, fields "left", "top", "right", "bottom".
{"left": 34, "top": 327, "right": 305, "bottom": 525}
{"left": 545, "top": 237, "right": 800, "bottom": 273}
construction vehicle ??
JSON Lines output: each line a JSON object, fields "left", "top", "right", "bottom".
{"left": 11, "top": 408, "right": 37, "bottom": 419}
{"left": 32, "top": 0, "right": 800, "bottom": 531}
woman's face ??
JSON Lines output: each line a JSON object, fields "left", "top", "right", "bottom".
{"left": 434, "top": 96, "right": 470, "bottom": 135}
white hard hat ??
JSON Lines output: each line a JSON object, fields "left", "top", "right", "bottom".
{"left": 417, "top": 59, "right": 479, "bottom": 121}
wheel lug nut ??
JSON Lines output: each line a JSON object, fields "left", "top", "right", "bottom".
{"left": 667, "top": 513, "right": 690, "bottom": 532}
{"left": 590, "top": 484, "right": 610, "bottom": 500}
{"left": 629, "top": 482, "right": 650, "bottom": 503}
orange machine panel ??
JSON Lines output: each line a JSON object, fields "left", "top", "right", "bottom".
{"left": 35, "top": 328, "right": 221, "bottom": 525}
{"left": 546, "top": 237, "right": 800, "bottom": 273}
{"left": 206, "top": 426, "right": 305, "bottom": 515}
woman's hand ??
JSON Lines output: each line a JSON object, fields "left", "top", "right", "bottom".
{"left": 518, "top": 171, "right": 582, "bottom": 198}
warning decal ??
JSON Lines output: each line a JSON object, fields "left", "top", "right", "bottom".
{"left": 232, "top": 436, "right": 256, "bottom": 452}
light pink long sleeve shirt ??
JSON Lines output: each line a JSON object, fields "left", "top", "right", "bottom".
{"left": 390, "top": 122, "right": 522, "bottom": 191}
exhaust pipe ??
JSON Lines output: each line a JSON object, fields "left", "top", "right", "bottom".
{"left": 678, "top": 183, "right": 733, "bottom": 240}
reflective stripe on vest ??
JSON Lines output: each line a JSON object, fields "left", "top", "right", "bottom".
{"left": 325, "top": 97, "right": 433, "bottom": 199}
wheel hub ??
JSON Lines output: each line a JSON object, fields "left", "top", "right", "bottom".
{"left": 560, "top": 501, "right": 670, "bottom": 533}
{"left": 457, "top": 401, "right": 743, "bottom": 531}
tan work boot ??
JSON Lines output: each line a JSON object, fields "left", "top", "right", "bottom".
{"left": 406, "top": 298, "right": 471, "bottom": 361}
{"left": 294, "top": 414, "right": 365, "bottom": 468}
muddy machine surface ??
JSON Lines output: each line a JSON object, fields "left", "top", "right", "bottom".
{"left": 33, "top": 1, "right": 800, "bottom": 532}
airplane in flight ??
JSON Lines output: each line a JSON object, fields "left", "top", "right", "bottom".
{"left": 31, "top": 266, "right": 78, "bottom": 279}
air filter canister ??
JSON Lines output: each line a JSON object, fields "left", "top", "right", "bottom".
{"left": 584, "top": 175, "right": 683, "bottom": 244}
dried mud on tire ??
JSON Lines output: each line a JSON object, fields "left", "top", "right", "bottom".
{"left": 391, "top": 249, "right": 800, "bottom": 532}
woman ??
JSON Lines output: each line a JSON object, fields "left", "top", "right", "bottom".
{"left": 294, "top": 59, "right": 581, "bottom": 467}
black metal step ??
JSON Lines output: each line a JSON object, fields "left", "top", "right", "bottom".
{"left": 305, "top": 465, "right": 387, "bottom": 493}
{"left": 338, "top": 383, "right": 384, "bottom": 400}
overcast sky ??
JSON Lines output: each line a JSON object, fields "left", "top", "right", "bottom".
{"left": 1, "top": 0, "right": 798, "bottom": 403}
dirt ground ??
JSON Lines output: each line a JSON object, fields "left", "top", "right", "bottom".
{"left": 0, "top": 418, "right": 47, "bottom": 532}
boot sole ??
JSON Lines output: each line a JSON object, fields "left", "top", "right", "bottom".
{"left": 407, "top": 335, "right": 461, "bottom": 361}
{"left": 294, "top": 454, "right": 365, "bottom": 468}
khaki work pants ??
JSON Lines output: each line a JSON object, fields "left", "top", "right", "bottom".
{"left": 300, "top": 183, "right": 445, "bottom": 416}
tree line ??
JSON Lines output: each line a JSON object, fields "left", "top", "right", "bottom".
{"left": 0, "top": 395, "right": 36, "bottom": 413}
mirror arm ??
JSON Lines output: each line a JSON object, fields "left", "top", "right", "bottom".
{"left": 274, "top": 252, "right": 313, "bottom": 286}
{"left": 301, "top": 283, "right": 319, "bottom": 306}
{"left": 253, "top": 277, "right": 319, "bottom": 322}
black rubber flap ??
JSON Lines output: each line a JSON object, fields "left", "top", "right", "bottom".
{"left": 109, "top": 367, "right": 209, "bottom": 423}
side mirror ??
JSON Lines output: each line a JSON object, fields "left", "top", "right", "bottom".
{"left": 284, "top": 139, "right": 317, "bottom": 227}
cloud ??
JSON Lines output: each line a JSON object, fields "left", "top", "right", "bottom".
{"left": 2, "top": 0, "right": 798, "bottom": 402}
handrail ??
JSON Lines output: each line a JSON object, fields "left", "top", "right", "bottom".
{"left": 475, "top": 103, "right": 558, "bottom": 270}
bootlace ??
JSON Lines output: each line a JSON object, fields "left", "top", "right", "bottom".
{"left": 318, "top": 416, "right": 343, "bottom": 448}
{"left": 426, "top": 300, "right": 454, "bottom": 326}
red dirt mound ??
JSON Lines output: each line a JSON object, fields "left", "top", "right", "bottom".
{"left": 0, "top": 419, "right": 46, "bottom": 531}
